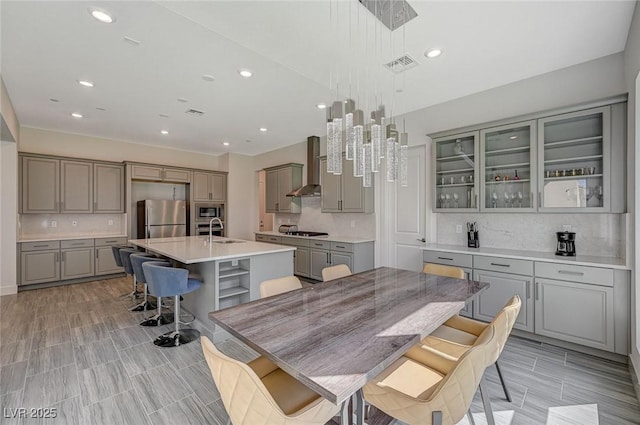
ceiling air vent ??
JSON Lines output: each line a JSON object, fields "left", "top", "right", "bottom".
{"left": 185, "top": 108, "right": 204, "bottom": 117}
{"left": 384, "top": 54, "right": 418, "bottom": 74}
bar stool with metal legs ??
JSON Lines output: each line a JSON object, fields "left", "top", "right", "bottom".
{"left": 142, "top": 262, "right": 203, "bottom": 347}
{"left": 128, "top": 252, "right": 163, "bottom": 312}
{"left": 119, "top": 248, "right": 147, "bottom": 303}
{"left": 112, "top": 245, "right": 142, "bottom": 299}
{"left": 130, "top": 254, "right": 174, "bottom": 326}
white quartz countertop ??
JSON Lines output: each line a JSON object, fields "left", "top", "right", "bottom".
{"left": 128, "top": 236, "right": 295, "bottom": 264}
{"left": 19, "top": 234, "right": 128, "bottom": 242}
{"left": 422, "top": 244, "right": 629, "bottom": 270}
{"left": 255, "top": 231, "right": 375, "bottom": 244}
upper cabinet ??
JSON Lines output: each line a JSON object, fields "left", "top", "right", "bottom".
{"left": 320, "top": 157, "right": 374, "bottom": 213}
{"left": 431, "top": 100, "right": 627, "bottom": 213}
{"left": 21, "top": 155, "right": 124, "bottom": 214}
{"left": 264, "top": 163, "right": 302, "bottom": 213}
{"left": 433, "top": 131, "right": 479, "bottom": 212}
{"left": 131, "top": 164, "right": 191, "bottom": 183}
{"left": 193, "top": 171, "right": 226, "bottom": 202}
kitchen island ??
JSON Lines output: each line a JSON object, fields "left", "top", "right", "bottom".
{"left": 128, "top": 236, "right": 295, "bottom": 323}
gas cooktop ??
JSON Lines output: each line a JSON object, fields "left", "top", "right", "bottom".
{"left": 283, "top": 231, "right": 329, "bottom": 237}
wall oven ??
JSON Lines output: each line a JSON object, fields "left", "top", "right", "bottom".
{"left": 195, "top": 203, "right": 224, "bottom": 221}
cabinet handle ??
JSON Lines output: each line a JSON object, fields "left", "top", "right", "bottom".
{"left": 95, "top": 250, "right": 99, "bottom": 259}
{"left": 62, "top": 252, "right": 66, "bottom": 262}
{"left": 103, "top": 240, "right": 117, "bottom": 243}
{"left": 437, "top": 256, "right": 453, "bottom": 261}
{"left": 535, "top": 282, "right": 540, "bottom": 300}
{"left": 94, "top": 202, "right": 97, "bottom": 211}
{"left": 54, "top": 252, "right": 59, "bottom": 262}
{"left": 335, "top": 245, "right": 345, "bottom": 249}
{"left": 490, "top": 262, "right": 511, "bottom": 268}
{"left": 339, "top": 200, "right": 342, "bottom": 210}
{"left": 71, "top": 242, "right": 84, "bottom": 246}
{"left": 538, "top": 192, "right": 542, "bottom": 207}
{"left": 530, "top": 192, "right": 533, "bottom": 207}
{"left": 474, "top": 193, "right": 477, "bottom": 208}
{"left": 526, "top": 281, "right": 531, "bottom": 299}
{"left": 558, "top": 270, "right": 584, "bottom": 276}
{"left": 33, "top": 244, "right": 48, "bottom": 248}
{"left": 314, "top": 243, "right": 324, "bottom": 247}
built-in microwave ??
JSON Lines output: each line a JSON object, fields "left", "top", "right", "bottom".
{"left": 195, "top": 203, "right": 224, "bottom": 221}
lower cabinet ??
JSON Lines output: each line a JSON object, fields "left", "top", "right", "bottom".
{"left": 95, "top": 246, "right": 122, "bottom": 275}
{"left": 294, "top": 247, "right": 310, "bottom": 277}
{"left": 310, "top": 249, "right": 330, "bottom": 281}
{"left": 20, "top": 250, "right": 60, "bottom": 285}
{"left": 61, "top": 248, "right": 95, "bottom": 280}
{"left": 535, "top": 278, "right": 614, "bottom": 352}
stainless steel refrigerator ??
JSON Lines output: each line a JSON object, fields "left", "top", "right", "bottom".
{"left": 137, "top": 200, "right": 188, "bottom": 239}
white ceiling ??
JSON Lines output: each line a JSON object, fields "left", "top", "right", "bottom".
{"left": 1, "top": 1, "right": 635, "bottom": 156}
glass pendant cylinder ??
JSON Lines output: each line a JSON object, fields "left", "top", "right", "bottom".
{"left": 344, "top": 99, "right": 355, "bottom": 161}
{"left": 363, "top": 143, "right": 372, "bottom": 188}
{"left": 386, "top": 137, "right": 397, "bottom": 182}
{"left": 331, "top": 101, "right": 343, "bottom": 175}
{"left": 353, "top": 110, "right": 364, "bottom": 177}
{"left": 400, "top": 132, "right": 408, "bottom": 187}
{"left": 326, "top": 121, "right": 335, "bottom": 174}
{"left": 371, "top": 124, "right": 381, "bottom": 172}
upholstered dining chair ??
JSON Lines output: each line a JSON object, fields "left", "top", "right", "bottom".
{"left": 259, "top": 276, "right": 302, "bottom": 298}
{"left": 420, "top": 295, "right": 522, "bottom": 402}
{"left": 201, "top": 336, "right": 341, "bottom": 425}
{"left": 363, "top": 324, "right": 497, "bottom": 425}
{"left": 422, "top": 263, "right": 465, "bottom": 279}
{"left": 321, "top": 264, "right": 352, "bottom": 282}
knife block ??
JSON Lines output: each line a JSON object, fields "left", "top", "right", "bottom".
{"left": 467, "top": 231, "right": 479, "bottom": 248}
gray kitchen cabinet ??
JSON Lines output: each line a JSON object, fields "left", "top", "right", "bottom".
{"left": 95, "top": 237, "right": 127, "bottom": 275}
{"left": 20, "top": 250, "right": 60, "bottom": 285}
{"left": 193, "top": 171, "right": 227, "bottom": 202}
{"left": 294, "top": 247, "right": 310, "bottom": 277}
{"left": 131, "top": 164, "right": 191, "bottom": 183}
{"left": 94, "top": 163, "right": 124, "bottom": 212}
{"left": 21, "top": 156, "right": 60, "bottom": 213}
{"left": 320, "top": 157, "right": 373, "bottom": 213}
{"left": 422, "top": 250, "right": 474, "bottom": 317}
{"left": 60, "top": 160, "right": 93, "bottom": 213}
{"left": 61, "top": 247, "right": 95, "bottom": 280}
{"left": 310, "top": 248, "right": 330, "bottom": 281}
{"left": 264, "top": 164, "right": 302, "bottom": 213}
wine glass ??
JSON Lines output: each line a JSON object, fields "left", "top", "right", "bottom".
{"left": 439, "top": 193, "right": 446, "bottom": 208}
{"left": 503, "top": 192, "right": 511, "bottom": 208}
{"left": 453, "top": 193, "right": 459, "bottom": 208}
{"left": 517, "top": 191, "right": 524, "bottom": 208}
{"left": 511, "top": 192, "right": 517, "bottom": 207}
{"left": 596, "top": 186, "right": 603, "bottom": 205}
{"left": 491, "top": 192, "right": 498, "bottom": 208}
{"left": 445, "top": 193, "right": 451, "bottom": 208}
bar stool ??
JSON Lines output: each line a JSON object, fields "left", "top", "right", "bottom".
{"left": 119, "top": 248, "right": 145, "bottom": 302}
{"left": 112, "top": 245, "right": 141, "bottom": 299}
{"left": 131, "top": 254, "right": 174, "bottom": 326}
{"left": 129, "top": 253, "right": 162, "bottom": 312}
{"left": 142, "top": 262, "right": 203, "bottom": 347}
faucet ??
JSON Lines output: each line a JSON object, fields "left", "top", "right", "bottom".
{"left": 209, "top": 218, "right": 224, "bottom": 242}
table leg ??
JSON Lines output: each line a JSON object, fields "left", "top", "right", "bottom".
{"left": 355, "top": 388, "right": 365, "bottom": 425}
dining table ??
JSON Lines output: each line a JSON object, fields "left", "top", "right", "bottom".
{"left": 208, "top": 266, "right": 489, "bottom": 425}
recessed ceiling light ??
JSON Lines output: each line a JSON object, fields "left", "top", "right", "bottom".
{"left": 316, "top": 103, "right": 327, "bottom": 109}
{"left": 71, "top": 113, "right": 83, "bottom": 118}
{"left": 259, "top": 127, "right": 267, "bottom": 132}
{"left": 161, "top": 130, "right": 169, "bottom": 135}
{"left": 89, "top": 8, "right": 114, "bottom": 24}
{"left": 223, "top": 142, "right": 230, "bottom": 146}
{"left": 425, "top": 48, "right": 443, "bottom": 59}
{"left": 78, "top": 80, "right": 94, "bottom": 88}
{"left": 238, "top": 69, "right": 253, "bottom": 78}
{"left": 202, "top": 74, "right": 215, "bottom": 82}
{"left": 509, "top": 135, "right": 518, "bottom": 140}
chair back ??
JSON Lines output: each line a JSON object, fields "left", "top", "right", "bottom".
{"left": 260, "top": 276, "right": 302, "bottom": 298}
{"left": 119, "top": 248, "right": 139, "bottom": 275}
{"left": 488, "top": 295, "right": 521, "bottom": 363}
{"left": 111, "top": 245, "right": 129, "bottom": 267}
{"left": 142, "top": 262, "right": 188, "bottom": 298}
{"left": 131, "top": 253, "right": 167, "bottom": 284}
{"left": 422, "top": 263, "right": 465, "bottom": 279}
{"left": 321, "top": 264, "right": 352, "bottom": 282}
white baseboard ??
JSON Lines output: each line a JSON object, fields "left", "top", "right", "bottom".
{"left": 0, "top": 284, "right": 17, "bottom": 296}
{"left": 630, "top": 351, "right": 640, "bottom": 405}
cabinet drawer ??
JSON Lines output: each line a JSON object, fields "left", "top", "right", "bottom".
{"left": 255, "top": 234, "right": 267, "bottom": 242}
{"left": 535, "top": 262, "right": 613, "bottom": 287}
{"left": 309, "top": 240, "right": 331, "bottom": 250}
{"left": 163, "top": 168, "right": 191, "bottom": 183}
{"left": 265, "top": 236, "right": 281, "bottom": 243}
{"left": 95, "top": 237, "right": 127, "bottom": 247}
{"left": 331, "top": 242, "right": 353, "bottom": 253}
{"left": 61, "top": 239, "right": 94, "bottom": 249}
{"left": 21, "top": 241, "right": 60, "bottom": 251}
{"left": 280, "top": 237, "right": 310, "bottom": 247}
{"left": 423, "top": 251, "right": 472, "bottom": 268}
{"left": 474, "top": 256, "right": 533, "bottom": 276}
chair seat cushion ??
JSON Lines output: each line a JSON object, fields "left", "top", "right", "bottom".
{"left": 260, "top": 368, "right": 322, "bottom": 415}
{"left": 430, "top": 325, "right": 477, "bottom": 346}
{"left": 370, "top": 356, "right": 444, "bottom": 401}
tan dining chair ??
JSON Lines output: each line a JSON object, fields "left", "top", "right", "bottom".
{"left": 321, "top": 264, "right": 352, "bottom": 282}
{"left": 259, "top": 276, "right": 302, "bottom": 298}
{"left": 420, "top": 295, "right": 522, "bottom": 402}
{"left": 201, "top": 336, "right": 341, "bottom": 425}
{"left": 363, "top": 324, "right": 497, "bottom": 425}
{"left": 422, "top": 263, "right": 465, "bottom": 279}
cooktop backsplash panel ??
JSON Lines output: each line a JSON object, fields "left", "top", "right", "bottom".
{"left": 436, "top": 213, "right": 625, "bottom": 259}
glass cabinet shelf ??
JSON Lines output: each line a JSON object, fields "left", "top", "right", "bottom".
{"left": 433, "top": 131, "right": 479, "bottom": 211}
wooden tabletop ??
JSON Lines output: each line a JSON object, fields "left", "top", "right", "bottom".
{"left": 208, "top": 267, "right": 488, "bottom": 404}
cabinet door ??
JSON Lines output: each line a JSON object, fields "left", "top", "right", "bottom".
{"left": 330, "top": 252, "right": 353, "bottom": 271}
{"left": 310, "top": 249, "right": 330, "bottom": 281}
{"left": 163, "top": 168, "right": 191, "bottom": 183}
{"left": 535, "top": 278, "right": 613, "bottom": 352}
{"left": 60, "top": 160, "right": 93, "bottom": 213}
{"left": 20, "top": 250, "right": 60, "bottom": 285}
{"left": 61, "top": 248, "right": 95, "bottom": 280}
{"left": 459, "top": 267, "right": 473, "bottom": 318}
{"left": 473, "top": 270, "right": 533, "bottom": 332}
{"left": 192, "top": 172, "right": 212, "bottom": 201}
{"left": 277, "top": 167, "right": 294, "bottom": 212}
{"left": 320, "top": 158, "right": 341, "bottom": 212}
{"left": 131, "top": 164, "right": 163, "bottom": 181}
{"left": 265, "top": 169, "right": 279, "bottom": 212}
{"left": 341, "top": 158, "right": 371, "bottom": 212}
{"left": 94, "top": 164, "right": 124, "bottom": 213}
{"left": 538, "top": 106, "right": 610, "bottom": 212}
{"left": 22, "top": 157, "right": 59, "bottom": 213}
{"left": 95, "top": 246, "right": 123, "bottom": 275}
{"left": 210, "top": 174, "right": 226, "bottom": 202}
{"left": 433, "top": 131, "right": 479, "bottom": 212}
{"left": 480, "top": 121, "right": 536, "bottom": 212}
{"left": 294, "top": 247, "right": 310, "bottom": 277}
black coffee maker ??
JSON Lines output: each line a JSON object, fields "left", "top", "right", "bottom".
{"left": 555, "top": 232, "right": 576, "bottom": 256}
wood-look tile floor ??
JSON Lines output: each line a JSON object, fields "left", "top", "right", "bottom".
{"left": 1, "top": 277, "right": 638, "bottom": 425}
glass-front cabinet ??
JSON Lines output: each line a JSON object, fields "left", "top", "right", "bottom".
{"left": 537, "top": 106, "right": 610, "bottom": 212}
{"left": 433, "top": 131, "right": 479, "bottom": 211}
{"left": 480, "top": 121, "right": 536, "bottom": 211}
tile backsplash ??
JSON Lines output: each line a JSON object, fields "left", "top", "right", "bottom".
{"left": 19, "top": 214, "right": 127, "bottom": 240}
{"left": 275, "top": 197, "right": 375, "bottom": 238}
{"left": 436, "top": 213, "right": 625, "bottom": 259}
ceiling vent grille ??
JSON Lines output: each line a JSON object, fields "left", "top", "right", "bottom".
{"left": 384, "top": 54, "right": 418, "bottom": 74}
{"left": 185, "top": 108, "right": 204, "bottom": 117}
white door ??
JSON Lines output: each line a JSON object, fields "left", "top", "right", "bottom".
{"left": 389, "top": 145, "right": 427, "bottom": 271}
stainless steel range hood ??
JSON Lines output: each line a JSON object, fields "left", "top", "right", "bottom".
{"left": 286, "top": 136, "right": 321, "bottom": 197}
